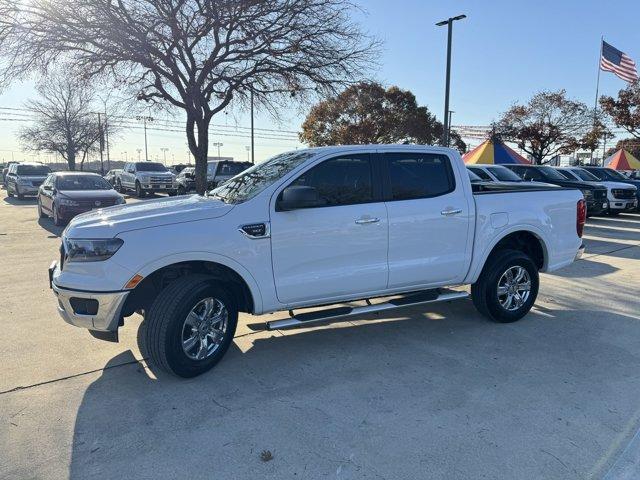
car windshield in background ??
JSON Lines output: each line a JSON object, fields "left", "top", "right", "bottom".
{"left": 218, "top": 162, "right": 252, "bottom": 176}
{"left": 467, "top": 170, "right": 482, "bottom": 183}
{"left": 16, "top": 165, "right": 51, "bottom": 176}
{"left": 555, "top": 170, "right": 574, "bottom": 180}
{"left": 486, "top": 166, "right": 522, "bottom": 182}
{"left": 604, "top": 168, "right": 628, "bottom": 180}
{"left": 538, "top": 166, "right": 568, "bottom": 181}
{"left": 572, "top": 169, "right": 600, "bottom": 181}
{"left": 209, "top": 151, "right": 315, "bottom": 204}
{"left": 136, "top": 162, "right": 168, "bottom": 172}
{"left": 57, "top": 175, "right": 112, "bottom": 190}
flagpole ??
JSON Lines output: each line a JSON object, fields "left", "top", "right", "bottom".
{"left": 592, "top": 36, "right": 604, "bottom": 164}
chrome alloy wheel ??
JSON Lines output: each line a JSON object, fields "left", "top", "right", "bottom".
{"left": 181, "top": 298, "right": 229, "bottom": 360}
{"left": 497, "top": 266, "right": 531, "bottom": 311}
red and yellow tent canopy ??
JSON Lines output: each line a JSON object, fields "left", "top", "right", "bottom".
{"left": 604, "top": 149, "right": 640, "bottom": 170}
{"left": 463, "top": 139, "right": 530, "bottom": 165}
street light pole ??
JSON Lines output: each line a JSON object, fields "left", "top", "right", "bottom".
{"left": 136, "top": 116, "right": 154, "bottom": 160}
{"left": 448, "top": 110, "right": 454, "bottom": 142}
{"left": 211, "top": 142, "right": 223, "bottom": 158}
{"left": 160, "top": 147, "right": 169, "bottom": 165}
{"left": 250, "top": 89, "right": 255, "bottom": 164}
{"left": 436, "top": 14, "right": 466, "bottom": 147}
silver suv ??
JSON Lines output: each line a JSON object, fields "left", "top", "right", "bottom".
{"left": 5, "top": 162, "right": 51, "bottom": 199}
{"left": 207, "top": 160, "right": 252, "bottom": 188}
{"left": 118, "top": 162, "right": 177, "bottom": 197}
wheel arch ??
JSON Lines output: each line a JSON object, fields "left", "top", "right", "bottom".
{"left": 466, "top": 227, "right": 548, "bottom": 284}
{"left": 121, "top": 254, "right": 263, "bottom": 318}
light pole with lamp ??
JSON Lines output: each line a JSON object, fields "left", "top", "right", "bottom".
{"left": 436, "top": 14, "right": 466, "bottom": 147}
{"left": 212, "top": 142, "right": 223, "bottom": 158}
{"left": 160, "top": 147, "right": 169, "bottom": 165}
{"left": 136, "top": 115, "right": 154, "bottom": 160}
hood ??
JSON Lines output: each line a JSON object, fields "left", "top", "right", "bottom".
{"left": 549, "top": 179, "right": 604, "bottom": 190}
{"left": 18, "top": 175, "right": 48, "bottom": 181}
{"left": 64, "top": 194, "right": 234, "bottom": 239}
{"left": 58, "top": 189, "right": 122, "bottom": 200}
{"left": 600, "top": 181, "right": 638, "bottom": 190}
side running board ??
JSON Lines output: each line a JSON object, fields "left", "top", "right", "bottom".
{"left": 265, "top": 288, "right": 469, "bottom": 331}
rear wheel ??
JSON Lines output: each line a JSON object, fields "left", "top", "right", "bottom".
{"left": 144, "top": 275, "right": 238, "bottom": 378}
{"left": 471, "top": 249, "right": 539, "bottom": 323}
{"left": 53, "top": 204, "right": 64, "bottom": 226}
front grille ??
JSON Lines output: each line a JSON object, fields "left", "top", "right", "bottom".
{"left": 76, "top": 199, "right": 117, "bottom": 209}
{"left": 594, "top": 189, "right": 607, "bottom": 200}
{"left": 31, "top": 180, "right": 43, "bottom": 187}
{"left": 148, "top": 176, "right": 173, "bottom": 185}
{"left": 613, "top": 189, "right": 635, "bottom": 199}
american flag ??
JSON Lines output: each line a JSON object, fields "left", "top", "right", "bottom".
{"left": 600, "top": 40, "right": 638, "bottom": 84}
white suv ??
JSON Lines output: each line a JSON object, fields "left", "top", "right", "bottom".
{"left": 118, "top": 162, "right": 177, "bottom": 197}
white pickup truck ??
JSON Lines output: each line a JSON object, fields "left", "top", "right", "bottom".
{"left": 49, "top": 146, "right": 585, "bottom": 378}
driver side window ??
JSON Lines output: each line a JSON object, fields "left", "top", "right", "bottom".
{"left": 291, "top": 155, "right": 374, "bottom": 207}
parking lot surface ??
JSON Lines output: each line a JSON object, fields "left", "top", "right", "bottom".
{"left": 1, "top": 193, "right": 640, "bottom": 479}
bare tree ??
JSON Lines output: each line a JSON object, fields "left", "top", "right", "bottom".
{"left": 0, "top": 0, "right": 379, "bottom": 193}
{"left": 20, "top": 77, "right": 103, "bottom": 171}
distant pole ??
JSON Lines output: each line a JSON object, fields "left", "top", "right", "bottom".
{"left": 448, "top": 110, "right": 454, "bottom": 142}
{"left": 97, "top": 112, "right": 105, "bottom": 175}
{"left": 592, "top": 36, "right": 604, "bottom": 162}
{"left": 436, "top": 15, "right": 466, "bottom": 147}
{"left": 161, "top": 147, "right": 169, "bottom": 164}
{"left": 104, "top": 108, "right": 110, "bottom": 171}
{"left": 250, "top": 89, "right": 255, "bottom": 164}
{"left": 136, "top": 116, "right": 153, "bottom": 161}
{"left": 245, "top": 145, "right": 250, "bottom": 161}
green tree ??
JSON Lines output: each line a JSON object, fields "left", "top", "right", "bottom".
{"left": 300, "top": 82, "right": 466, "bottom": 153}
{"left": 497, "top": 90, "right": 593, "bottom": 164}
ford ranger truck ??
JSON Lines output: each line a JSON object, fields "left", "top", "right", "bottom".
{"left": 49, "top": 146, "right": 586, "bottom": 378}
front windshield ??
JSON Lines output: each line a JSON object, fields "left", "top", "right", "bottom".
{"left": 210, "top": 151, "right": 315, "bottom": 204}
{"left": 487, "top": 166, "right": 522, "bottom": 182}
{"left": 16, "top": 165, "right": 51, "bottom": 176}
{"left": 572, "top": 168, "right": 599, "bottom": 181}
{"left": 136, "top": 162, "right": 168, "bottom": 172}
{"left": 604, "top": 168, "right": 628, "bottom": 180}
{"left": 538, "top": 166, "right": 567, "bottom": 181}
{"left": 57, "top": 175, "right": 113, "bottom": 190}
{"left": 467, "top": 170, "right": 482, "bottom": 183}
{"left": 555, "top": 170, "right": 575, "bottom": 180}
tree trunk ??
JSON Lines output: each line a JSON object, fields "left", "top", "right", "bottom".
{"left": 67, "top": 150, "right": 76, "bottom": 171}
{"left": 186, "top": 113, "right": 211, "bottom": 195}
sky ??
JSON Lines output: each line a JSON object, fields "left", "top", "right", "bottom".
{"left": 1, "top": 0, "right": 639, "bottom": 165}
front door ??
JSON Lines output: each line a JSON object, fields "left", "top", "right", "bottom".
{"left": 383, "top": 151, "right": 472, "bottom": 288}
{"left": 270, "top": 153, "right": 388, "bottom": 305}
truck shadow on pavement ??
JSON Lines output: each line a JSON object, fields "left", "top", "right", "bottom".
{"left": 37, "top": 218, "right": 65, "bottom": 237}
{"left": 2, "top": 196, "right": 37, "bottom": 206}
{"left": 67, "top": 304, "right": 640, "bottom": 479}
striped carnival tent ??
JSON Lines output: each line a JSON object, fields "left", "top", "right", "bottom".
{"left": 463, "top": 139, "right": 530, "bottom": 165}
{"left": 604, "top": 149, "right": 640, "bottom": 171}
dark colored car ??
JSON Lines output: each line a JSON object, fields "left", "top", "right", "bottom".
{"left": 583, "top": 166, "right": 640, "bottom": 211}
{"left": 504, "top": 165, "right": 609, "bottom": 216}
{"left": 176, "top": 167, "right": 196, "bottom": 195}
{"left": 37, "top": 172, "right": 126, "bottom": 226}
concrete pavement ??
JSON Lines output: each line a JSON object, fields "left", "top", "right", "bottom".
{"left": 1, "top": 194, "right": 639, "bottom": 479}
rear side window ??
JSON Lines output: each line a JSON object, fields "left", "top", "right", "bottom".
{"left": 292, "top": 155, "right": 373, "bottom": 207}
{"left": 386, "top": 153, "right": 454, "bottom": 200}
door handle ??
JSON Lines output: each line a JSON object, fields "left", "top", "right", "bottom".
{"left": 441, "top": 209, "right": 462, "bottom": 216}
{"left": 355, "top": 217, "right": 380, "bottom": 225}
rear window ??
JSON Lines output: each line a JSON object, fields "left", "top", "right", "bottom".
{"left": 386, "top": 153, "right": 455, "bottom": 200}
{"left": 16, "top": 165, "right": 51, "bottom": 176}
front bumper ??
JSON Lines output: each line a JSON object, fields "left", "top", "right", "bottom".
{"left": 17, "top": 185, "right": 39, "bottom": 195}
{"left": 586, "top": 199, "right": 608, "bottom": 215}
{"left": 609, "top": 198, "right": 637, "bottom": 211}
{"left": 50, "top": 263, "right": 129, "bottom": 332}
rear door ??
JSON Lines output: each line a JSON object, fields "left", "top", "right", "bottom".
{"left": 383, "top": 151, "right": 473, "bottom": 288}
{"left": 270, "top": 153, "right": 388, "bottom": 304}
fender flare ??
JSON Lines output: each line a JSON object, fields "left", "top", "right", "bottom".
{"left": 464, "top": 224, "right": 550, "bottom": 284}
{"left": 135, "top": 251, "right": 264, "bottom": 314}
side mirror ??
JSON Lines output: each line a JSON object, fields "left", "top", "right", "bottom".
{"left": 43, "top": 185, "right": 52, "bottom": 191}
{"left": 186, "top": 172, "right": 194, "bottom": 179}
{"left": 277, "top": 185, "right": 324, "bottom": 211}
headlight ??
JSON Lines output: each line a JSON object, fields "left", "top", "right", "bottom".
{"left": 58, "top": 198, "right": 80, "bottom": 206}
{"left": 64, "top": 238, "right": 124, "bottom": 263}
{"left": 580, "top": 189, "right": 593, "bottom": 198}
{"left": 115, "top": 196, "right": 126, "bottom": 205}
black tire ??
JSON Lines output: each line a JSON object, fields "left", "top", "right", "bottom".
{"left": 7, "top": 186, "right": 13, "bottom": 197}
{"left": 177, "top": 185, "right": 186, "bottom": 196}
{"left": 471, "top": 249, "right": 539, "bottom": 323}
{"left": 168, "top": 190, "right": 177, "bottom": 197}
{"left": 37, "top": 199, "right": 47, "bottom": 218}
{"left": 116, "top": 179, "right": 123, "bottom": 193}
{"left": 135, "top": 181, "right": 145, "bottom": 198}
{"left": 53, "top": 204, "right": 64, "bottom": 226}
{"left": 144, "top": 274, "right": 238, "bottom": 378}
{"left": 16, "top": 185, "right": 24, "bottom": 200}
{"left": 608, "top": 210, "right": 620, "bottom": 216}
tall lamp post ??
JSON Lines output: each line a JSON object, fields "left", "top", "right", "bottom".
{"left": 212, "top": 142, "right": 223, "bottom": 158}
{"left": 448, "top": 110, "right": 454, "bottom": 143}
{"left": 436, "top": 14, "right": 466, "bottom": 147}
{"left": 136, "top": 115, "right": 154, "bottom": 161}
{"left": 160, "top": 147, "right": 169, "bottom": 165}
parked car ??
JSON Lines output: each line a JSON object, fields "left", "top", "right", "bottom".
{"left": 176, "top": 167, "right": 196, "bottom": 195}
{"left": 582, "top": 166, "right": 640, "bottom": 212}
{"left": 207, "top": 160, "right": 252, "bottom": 188}
{"left": 118, "top": 162, "right": 177, "bottom": 197}
{"left": 1, "top": 161, "right": 19, "bottom": 189}
{"left": 104, "top": 169, "right": 122, "bottom": 188}
{"left": 504, "top": 165, "right": 609, "bottom": 216}
{"left": 5, "top": 162, "right": 51, "bottom": 199}
{"left": 555, "top": 167, "right": 637, "bottom": 215}
{"left": 38, "top": 172, "right": 125, "bottom": 225}
{"left": 50, "top": 145, "right": 585, "bottom": 378}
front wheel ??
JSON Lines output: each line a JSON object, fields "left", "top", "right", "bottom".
{"left": 144, "top": 275, "right": 238, "bottom": 378}
{"left": 37, "top": 199, "right": 47, "bottom": 218}
{"left": 16, "top": 185, "right": 24, "bottom": 200}
{"left": 135, "top": 181, "right": 145, "bottom": 198}
{"left": 471, "top": 249, "right": 539, "bottom": 323}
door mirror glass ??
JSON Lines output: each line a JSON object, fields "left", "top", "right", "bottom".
{"left": 278, "top": 186, "right": 324, "bottom": 211}
{"left": 43, "top": 184, "right": 52, "bottom": 191}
